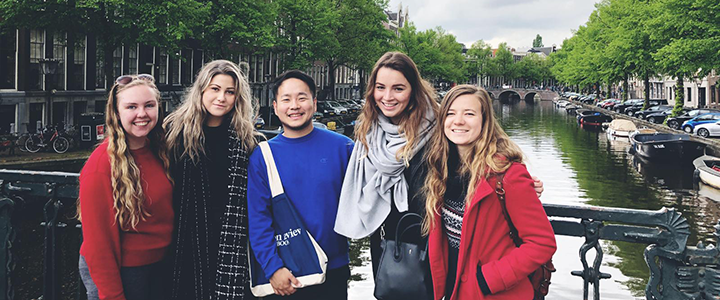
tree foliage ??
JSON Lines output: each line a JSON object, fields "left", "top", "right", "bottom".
{"left": 533, "top": 34, "right": 543, "bottom": 48}
{"left": 464, "top": 40, "right": 492, "bottom": 86}
{"left": 551, "top": 0, "right": 719, "bottom": 110}
{"left": 490, "top": 43, "right": 517, "bottom": 84}
{"left": 322, "top": 0, "right": 393, "bottom": 99}
{"left": 394, "top": 23, "right": 465, "bottom": 84}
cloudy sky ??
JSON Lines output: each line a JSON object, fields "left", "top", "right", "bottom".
{"left": 387, "top": 0, "right": 599, "bottom": 51}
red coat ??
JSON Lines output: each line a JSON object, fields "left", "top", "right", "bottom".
{"left": 428, "top": 163, "right": 557, "bottom": 300}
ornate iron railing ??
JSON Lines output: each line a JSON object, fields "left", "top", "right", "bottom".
{"left": 0, "top": 169, "right": 717, "bottom": 299}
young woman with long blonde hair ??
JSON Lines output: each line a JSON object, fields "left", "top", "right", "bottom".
{"left": 78, "top": 74, "right": 173, "bottom": 300}
{"left": 165, "top": 59, "right": 260, "bottom": 300}
{"left": 424, "top": 85, "right": 556, "bottom": 300}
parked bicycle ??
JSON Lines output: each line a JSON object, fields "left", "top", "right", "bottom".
{"left": 16, "top": 132, "right": 31, "bottom": 152}
{"left": 25, "top": 125, "right": 70, "bottom": 154}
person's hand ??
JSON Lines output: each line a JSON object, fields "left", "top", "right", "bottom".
{"left": 532, "top": 176, "right": 544, "bottom": 198}
{"left": 269, "top": 267, "right": 301, "bottom": 296}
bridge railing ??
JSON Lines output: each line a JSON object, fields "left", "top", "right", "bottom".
{"left": 0, "top": 170, "right": 717, "bottom": 300}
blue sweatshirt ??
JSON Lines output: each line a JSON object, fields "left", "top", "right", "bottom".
{"left": 248, "top": 127, "right": 354, "bottom": 278}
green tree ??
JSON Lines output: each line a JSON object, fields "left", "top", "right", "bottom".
{"left": 194, "top": 0, "right": 276, "bottom": 60}
{"left": 516, "top": 53, "right": 545, "bottom": 87}
{"left": 395, "top": 24, "right": 465, "bottom": 84}
{"left": 323, "top": 0, "right": 393, "bottom": 100}
{"left": 466, "top": 40, "right": 493, "bottom": 87}
{"left": 533, "top": 34, "right": 543, "bottom": 47}
{"left": 490, "top": 43, "right": 517, "bottom": 85}
{"left": 274, "top": 0, "right": 337, "bottom": 70}
{"left": 650, "top": 0, "right": 720, "bottom": 116}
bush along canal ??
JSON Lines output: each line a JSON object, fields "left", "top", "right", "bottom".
{"left": 5, "top": 100, "right": 720, "bottom": 299}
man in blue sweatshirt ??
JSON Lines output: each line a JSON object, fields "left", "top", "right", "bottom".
{"left": 247, "top": 70, "right": 354, "bottom": 299}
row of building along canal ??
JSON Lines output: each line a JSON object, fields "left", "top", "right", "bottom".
{"left": 8, "top": 99, "right": 718, "bottom": 300}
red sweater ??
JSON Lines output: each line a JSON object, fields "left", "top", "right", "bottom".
{"left": 79, "top": 142, "right": 173, "bottom": 300}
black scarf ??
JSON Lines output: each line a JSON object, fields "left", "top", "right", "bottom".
{"left": 170, "top": 124, "right": 252, "bottom": 300}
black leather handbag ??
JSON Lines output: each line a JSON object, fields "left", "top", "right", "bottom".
{"left": 373, "top": 213, "right": 433, "bottom": 300}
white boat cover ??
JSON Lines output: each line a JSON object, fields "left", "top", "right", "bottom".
{"left": 608, "top": 119, "right": 637, "bottom": 132}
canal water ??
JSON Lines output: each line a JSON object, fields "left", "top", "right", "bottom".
{"left": 14, "top": 100, "right": 720, "bottom": 299}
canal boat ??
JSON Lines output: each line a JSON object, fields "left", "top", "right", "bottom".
{"left": 693, "top": 155, "right": 720, "bottom": 189}
{"left": 555, "top": 100, "right": 570, "bottom": 108}
{"left": 565, "top": 104, "right": 580, "bottom": 114}
{"left": 576, "top": 109, "right": 611, "bottom": 126}
{"left": 630, "top": 133, "right": 705, "bottom": 160}
{"left": 698, "top": 181, "right": 720, "bottom": 202}
{"left": 606, "top": 119, "right": 637, "bottom": 137}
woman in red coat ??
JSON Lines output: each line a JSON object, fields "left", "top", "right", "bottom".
{"left": 423, "top": 85, "right": 556, "bottom": 300}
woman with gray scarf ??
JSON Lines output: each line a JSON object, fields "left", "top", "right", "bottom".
{"left": 335, "top": 52, "right": 440, "bottom": 276}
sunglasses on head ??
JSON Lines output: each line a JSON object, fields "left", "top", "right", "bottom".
{"left": 115, "top": 74, "right": 155, "bottom": 85}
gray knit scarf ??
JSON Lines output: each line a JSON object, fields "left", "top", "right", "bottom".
{"left": 171, "top": 125, "right": 251, "bottom": 300}
{"left": 335, "top": 109, "right": 435, "bottom": 239}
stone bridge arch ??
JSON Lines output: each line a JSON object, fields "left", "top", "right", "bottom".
{"left": 486, "top": 88, "right": 558, "bottom": 101}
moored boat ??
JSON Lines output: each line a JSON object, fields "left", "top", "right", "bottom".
{"left": 606, "top": 119, "right": 637, "bottom": 137}
{"left": 581, "top": 113, "right": 612, "bottom": 126}
{"left": 565, "top": 104, "right": 581, "bottom": 114}
{"left": 630, "top": 133, "right": 705, "bottom": 160}
{"left": 693, "top": 155, "right": 720, "bottom": 189}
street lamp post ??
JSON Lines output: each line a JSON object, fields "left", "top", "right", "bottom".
{"left": 39, "top": 58, "right": 59, "bottom": 130}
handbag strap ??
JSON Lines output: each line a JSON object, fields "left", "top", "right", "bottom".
{"left": 495, "top": 173, "right": 523, "bottom": 247}
{"left": 259, "top": 141, "right": 284, "bottom": 197}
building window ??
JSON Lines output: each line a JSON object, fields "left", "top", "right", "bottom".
{"left": 128, "top": 45, "right": 138, "bottom": 75}
{"left": 247, "top": 55, "right": 254, "bottom": 83}
{"left": 255, "top": 55, "right": 262, "bottom": 83}
{"left": 72, "top": 38, "right": 85, "bottom": 90}
{"left": 53, "top": 33, "right": 66, "bottom": 90}
{"left": 95, "top": 43, "right": 105, "bottom": 89}
{"left": 158, "top": 50, "right": 168, "bottom": 85}
{"left": 113, "top": 47, "right": 122, "bottom": 79}
{"left": 171, "top": 54, "right": 180, "bottom": 85}
{"left": 181, "top": 49, "right": 192, "bottom": 85}
{"left": 0, "top": 29, "right": 16, "bottom": 89}
{"left": 29, "top": 29, "right": 44, "bottom": 90}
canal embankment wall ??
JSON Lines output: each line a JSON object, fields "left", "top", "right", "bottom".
{"left": 0, "top": 156, "right": 88, "bottom": 171}
{"left": 577, "top": 102, "right": 720, "bottom": 157}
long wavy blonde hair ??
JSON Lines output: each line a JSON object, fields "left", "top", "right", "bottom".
{"left": 355, "top": 52, "right": 439, "bottom": 165}
{"left": 78, "top": 78, "right": 173, "bottom": 231}
{"left": 165, "top": 60, "right": 259, "bottom": 162}
{"left": 422, "top": 85, "right": 524, "bottom": 235}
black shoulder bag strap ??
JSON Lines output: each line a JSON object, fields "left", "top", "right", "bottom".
{"left": 495, "top": 173, "right": 523, "bottom": 247}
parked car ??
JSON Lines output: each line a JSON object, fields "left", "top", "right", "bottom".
{"left": 255, "top": 116, "right": 265, "bottom": 129}
{"left": 317, "top": 101, "right": 342, "bottom": 117}
{"left": 645, "top": 108, "right": 687, "bottom": 124}
{"left": 694, "top": 121, "right": 720, "bottom": 138}
{"left": 624, "top": 100, "right": 668, "bottom": 116}
{"left": 632, "top": 105, "right": 673, "bottom": 120}
{"left": 596, "top": 99, "right": 617, "bottom": 107}
{"left": 337, "top": 100, "right": 359, "bottom": 114}
{"left": 601, "top": 99, "right": 622, "bottom": 110}
{"left": 681, "top": 113, "right": 720, "bottom": 133}
{"left": 327, "top": 101, "right": 348, "bottom": 115}
{"left": 666, "top": 109, "right": 720, "bottom": 130}
{"left": 613, "top": 99, "right": 644, "bottom": 113}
